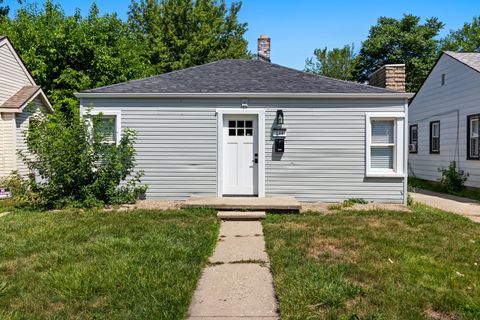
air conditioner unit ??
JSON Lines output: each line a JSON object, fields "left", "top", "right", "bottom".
{"left": 409, "top": 144, "right": 417, "bottom": 152}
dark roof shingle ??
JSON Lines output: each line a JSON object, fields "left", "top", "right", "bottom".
{"left": 444, "top": 51, "right": 480, "bottom": 73}
{"left": 82, "top": 59, "right": 396, "bottom": 94}
{"left": 1, "top": 86, "right": 40, "bottom": 110}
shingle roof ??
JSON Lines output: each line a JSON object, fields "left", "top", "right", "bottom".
{"left": 444, "top": 51, "right": 480, "bottom": 73}
{"left": 82, "top": 59, "right": 397, "bottom": 94}
{"left": 0, "top": 86, "right": 41, "bottom": 110}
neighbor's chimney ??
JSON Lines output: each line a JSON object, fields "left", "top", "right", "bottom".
{"left": 257, "top": 34, "right": 271, "bottom": 62}
{"left": 368, "top": 64, "right": 406, "bottom": 92}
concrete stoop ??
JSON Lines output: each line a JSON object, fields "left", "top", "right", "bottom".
{"left": 182, "top": 196, "right": 301, "bottom": 212}
{"left": 217, "top": 211, "right": 266, "bottom": 221}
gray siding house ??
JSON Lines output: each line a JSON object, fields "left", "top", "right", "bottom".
{"left": 76, "top": 36, "right": 412, "bottom": 203}
{"left": 409, "top": 52, "right": 480, "bottom": 187}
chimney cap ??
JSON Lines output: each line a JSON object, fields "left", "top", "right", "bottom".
{"left": 259, "top": 34, "right": 270, "bottom": 39}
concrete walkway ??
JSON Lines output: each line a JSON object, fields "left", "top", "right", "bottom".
{"left": 411, "top": 189, "right": 480, "bottom": 223}
{"left": 188, "top": 218, "right": 279, "bottom": 319}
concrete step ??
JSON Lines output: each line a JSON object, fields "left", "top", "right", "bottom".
{"left": 182, "top": 196, "right": 301, "bottom": 211}
{"left": 217, "top": 211, "right": 266, "bottom": 220}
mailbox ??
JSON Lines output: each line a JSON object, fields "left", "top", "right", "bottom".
{"left": 274, "top": 139, "right": 284, "bottom": 153}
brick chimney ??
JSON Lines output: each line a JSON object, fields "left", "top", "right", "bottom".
{"left": 257, "top": 34, "right": 271, "bottom": 62}
{"left": 368, "top": 64, "right": 406, "bottom": 92}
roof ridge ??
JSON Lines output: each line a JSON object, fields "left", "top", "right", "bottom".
{"left": 83, "top": 59, "right": 239, "bottom": 92}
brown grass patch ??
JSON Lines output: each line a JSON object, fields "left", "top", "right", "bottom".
{"left": 0, "top": 254, "right": 39, "bottom": 275}
{"left": 424, "top": 306, "right": 456, "bottom": 320}
{"left": 308, "top": 237, "right": 345, "bottom": 260}
{"left": 282, "top": 221, "right": 309, "bottom": 230}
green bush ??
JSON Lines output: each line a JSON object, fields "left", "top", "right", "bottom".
{"left": 343, "top": 198, "right": 369, "bottom": 207}
{"left": 438, "top": 162, "right": 468, "bottom": 193}
{"left": 0, "top": 171, "right": 41, "bottom": 207}
{"left": 16, "top": 110, "right": 147, "bottom": 208}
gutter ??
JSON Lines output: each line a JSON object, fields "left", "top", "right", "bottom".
{"left": 75, "top": 92, "right": 414, "bottom": 99}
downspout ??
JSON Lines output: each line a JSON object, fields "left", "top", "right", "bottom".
{"left": 403, "top": 98, "right": 409, "bottom": 205}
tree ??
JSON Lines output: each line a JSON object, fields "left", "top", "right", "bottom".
{"left": 355, "top": 14, "right": 444, "bottom": 92}
{"left": 0, "top": 0, "right": 22, "bottom": 17}
{"left": 128, "top": 0, "right": 249, "bottom": 74}
{"left": 442, "top": 16, "right": 480, "bottom": 52}
{"left": 305, "top": 44, "right": 357, "bottom": 81}
{"left": 0, "top": 1, "right": 150, "bottom": 115}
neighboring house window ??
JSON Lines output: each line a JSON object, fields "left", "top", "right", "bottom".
{"left": 409, "top": 124, "right": 418, "bottom": 154}
{"left": 366, "top": 113, "right": 405, "bottom": 177}
{"left": 430, "top": 121, "right": 440, "bottom": 154}
{"left": 467, "top": 114, "right": 480, "bottom": 159}
{"left": 441, "top": 74, "right": 446, "bottom": 86}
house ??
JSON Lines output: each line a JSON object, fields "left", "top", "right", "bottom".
{"left": 76, "top": 35, "right": 413, "bottom": 204}
{"left": 0, "top": 36, "right": 53, "bottom": 178}
{"left": 408, "top": 51, "right": 480, "bottom": 188}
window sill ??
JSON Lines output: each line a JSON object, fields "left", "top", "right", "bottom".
{"left": 366, "top": 172, "right": 405, "bottom": 178}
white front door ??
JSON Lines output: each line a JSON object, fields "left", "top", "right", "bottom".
{"left": 223, "top": 115, "right": 258, "bottom": 195}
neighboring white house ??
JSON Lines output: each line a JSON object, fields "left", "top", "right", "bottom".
{"left": 76, "top": 35, "right": 413, "bottom": 203}
{"left": 408, "top": 51, "right": 480, "bottom": 188}
{"left": 0, "top": 36, "right": 53, "bottom": 178}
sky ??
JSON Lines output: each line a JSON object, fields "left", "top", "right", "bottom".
{"left": 7, "top": 0, "right": 480, "bottom": 70}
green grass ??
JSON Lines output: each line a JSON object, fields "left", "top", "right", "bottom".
{"left": 263, "top": 204, "right": 480, "bottom": 319}
{"left": 0, "top": 207, "right": 219, "bottom": 319}
{"left": 409, "top": 176, "right": 480, "bottom": 202}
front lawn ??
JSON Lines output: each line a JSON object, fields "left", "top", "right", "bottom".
{"left": 263, "top": 204, "right": 480, "bottom": 319}
{"left": 0, "top": 208, "right": 219, "bottom": 319}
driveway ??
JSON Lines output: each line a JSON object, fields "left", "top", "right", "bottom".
{"left": 411, "top": 189, "right": 480, "bottom": 222}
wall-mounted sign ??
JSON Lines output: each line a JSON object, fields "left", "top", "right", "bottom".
{"left": 272, "top": 128, "right": 287, "bottom": 138}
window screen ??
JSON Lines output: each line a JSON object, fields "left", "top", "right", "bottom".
{"left": 371, "top": 120, "right": 395, "bottom": 170}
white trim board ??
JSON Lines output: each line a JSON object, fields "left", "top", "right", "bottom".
{"left": 216, "top": 108, "right": 265, "bottom": 198}
{"left": 75, "top": 92, "right": 414, "bottom": 99}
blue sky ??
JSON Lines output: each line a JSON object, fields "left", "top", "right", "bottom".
{"left": 8, "top": 0, "right": 480, "bottom": 69}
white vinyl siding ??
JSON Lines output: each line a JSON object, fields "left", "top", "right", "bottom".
{"left": 409, "top": 53, "right": 480, "bottom": 187}
{"left": 82, "top": 97, "right": 407, "bottom": 203}
{"left": 0, "top": 41, "right": 33, "bottom": 105}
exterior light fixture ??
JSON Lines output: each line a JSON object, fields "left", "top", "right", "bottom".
{"left": 276, "top": 110, "right": 284, "bottom": 125}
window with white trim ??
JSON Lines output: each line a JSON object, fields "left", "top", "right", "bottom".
{"left": 409, "top": 124, "right": 418, "bottom": 154}
{"left": 468, "top": 114, "right": 479, "bottom": 159}
{"left": 97, "top": 115, "right": 117, "bottom": 144}
{"left": 366, "top": 113, "right": 405, "bottom": 177}
{"left": 430, "top": 121, "right": 440, "bottom": 154}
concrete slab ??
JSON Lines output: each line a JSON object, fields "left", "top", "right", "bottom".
{"left": 220, "top": 221, "right": 264, "bottom": 237}
{"left": 188, "top": 220, "right": 279, "bottom": 319}
{"left": 182, "top": 196, "right": 301, "bottom": 211}
{"left": 218, "top": 211, "right": 266, "bottom": 220}
{"left": 411, "top": 189, "right": 480, "bottom": 221}
{"left": 187, "top": 264, "right": 278, "bottom": 319}
{"left": 210, "top": 236, "right": 269, "bottom": 263}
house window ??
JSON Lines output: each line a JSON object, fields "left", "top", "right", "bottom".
{"left": 409, "top": 124, "right": 418, "bottom": 154}
{"left": 467, "top": 114, "right": 480, "bottom": 159}
{"left": 97, "top": 115, "right": 117, "bottom": 144}
{"left": 366, "top": 113, "right": 405, "bottom": 177}
{"left": 430, "top": 121, "right": 440, "bottom": 154}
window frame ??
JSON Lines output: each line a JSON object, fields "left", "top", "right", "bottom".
{"left": 467, "top": 114, "right": 480, "bottom": 160}
{"left": 409, "top": 124, "right": 418, "bottom": 154}
{"left": 365, "top": 112, "right": 405, "bottom": 178}
{"left": 82, "top": 109, "right": 122, "bottom": 145}
{"left": 429, "top": 121, "right": 440, "bottom": 154}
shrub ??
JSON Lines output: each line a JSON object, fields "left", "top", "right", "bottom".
{"left": 0, "top": 171, "right": 41, "bottom": 207}
{"left": 17, "top": 110, "right": 147, "bottom": 208}
{"left": 438, "top": 161, "right": 468, "bottom": 193}
{"left": 343, "top": 198, "right": 369, "bottom": 207}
